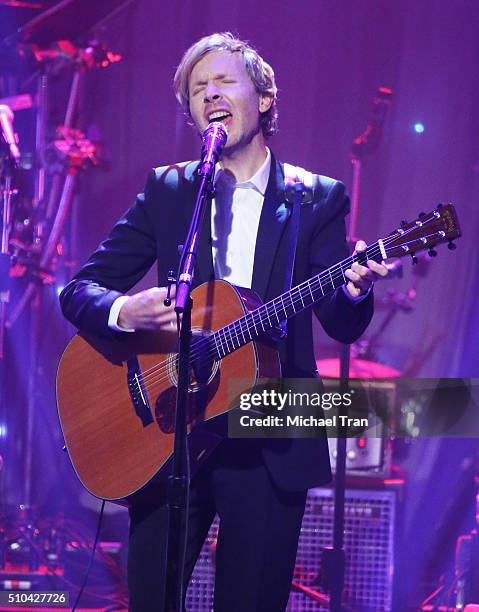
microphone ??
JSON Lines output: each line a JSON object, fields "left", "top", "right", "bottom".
{"left": 0, "top": 104, "right": 21, "bottom": 168}
{"left": 352, "top": 86, "right": 392, "bottom": 159}
{"left": 198, "top": 121, "right": 228, "bottom": 178}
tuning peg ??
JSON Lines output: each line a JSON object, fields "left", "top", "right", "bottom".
{"left": 401, "top": 219, "right": 408, "bottom": 228}
{"left": 428, "top": 248, "right": 437, "bottom": 257}
{"left": 411, "top": 254, "right": 418, "bottom": 265}
{"left": 448, "top": 241, "right": 457, "bottom": 250}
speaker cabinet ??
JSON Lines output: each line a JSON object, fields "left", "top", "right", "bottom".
{"left": 186, "top": 487, "right": 396, "bottom": 611}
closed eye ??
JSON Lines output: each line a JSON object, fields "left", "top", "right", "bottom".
{"left": 190, "top": 77, "right": 236, "bottom": 97}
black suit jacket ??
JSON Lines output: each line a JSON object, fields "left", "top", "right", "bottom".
{"left": 60, "top": 153, "right": 373, "bottom": 491}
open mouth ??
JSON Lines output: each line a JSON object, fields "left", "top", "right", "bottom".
{"left": 208, "top": 111, "right": 232, "bottom": 124}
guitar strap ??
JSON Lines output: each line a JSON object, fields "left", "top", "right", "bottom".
{"left": 281, "top": 163, "right": 317, "bottom": 336}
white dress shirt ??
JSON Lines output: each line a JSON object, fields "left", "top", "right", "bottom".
{"left": 211, "top": 147, "right": 271, "bottom": 289}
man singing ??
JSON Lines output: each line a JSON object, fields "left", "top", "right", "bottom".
{"left": 60, "top": 32, "right": 387, "bottom": 612}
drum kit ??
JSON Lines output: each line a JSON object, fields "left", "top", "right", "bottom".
{"left": 0, "top": 1, "right": 132, "bottom": 605}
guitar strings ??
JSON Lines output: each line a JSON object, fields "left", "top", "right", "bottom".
{"left": 134, "top": 219, "right": 439, "bottom": 396}
{"left": 139, "top": 214, "right": 438, "bottom": 383}
{"left": 138, "top": 236, "right": 386, "bottom": 383}
{"left": 135, "top": 229, "right": 422, "bottom": 396}
{"left": 137, "top": 226, "right": 411, "bottom": 386}
{"left": 135, "top": 230, "right": 421, "bottom": 397}
{"left": 137, "top": 231, "right": 439, "bottom": 398}
{"left": 134, "top": 239, "right": 392, "bottom": 395}
{"left": 138, "top": 241, "right": 381, "bottom": 382}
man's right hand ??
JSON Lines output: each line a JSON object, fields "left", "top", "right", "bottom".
{"left": 118, "top": 286, "right": 177, "bottom": 331}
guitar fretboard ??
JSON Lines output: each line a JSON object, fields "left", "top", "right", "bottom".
{"left": 198, "top": 241, "right": 383, "bottom": 361}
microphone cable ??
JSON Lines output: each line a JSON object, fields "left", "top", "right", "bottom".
{"left": 71, "top": 499, "right": 105, "bottom": 612}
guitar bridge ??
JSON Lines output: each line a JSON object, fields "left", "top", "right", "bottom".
{"left": 127, "top": 356, "right": 154, "bottom": 426}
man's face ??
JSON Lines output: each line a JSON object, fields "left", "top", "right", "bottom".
{"left": 188, "top": 50, "right": 272, "bottom": 152}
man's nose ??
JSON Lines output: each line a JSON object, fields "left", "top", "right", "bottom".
{"left": 204, "top": 83, "right": 222, "bottom": 103}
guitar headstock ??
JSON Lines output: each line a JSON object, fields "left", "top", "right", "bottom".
{"left": 384, "top": 204, "right": 461, "bottom": 261}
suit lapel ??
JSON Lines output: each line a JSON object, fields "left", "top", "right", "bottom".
{"left": 251, "top": 156, "right": 289, "bottom": 300}
{"left": 195, "top": 192, "right": 215, "bottom": 283}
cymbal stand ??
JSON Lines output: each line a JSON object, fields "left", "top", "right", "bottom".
{"left": 326, "top": 87, "right": 392, "bottom": 612}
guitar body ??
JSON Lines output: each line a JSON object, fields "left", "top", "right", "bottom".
{"left": 56, "top": 280, "right": 281, "bottom": 505}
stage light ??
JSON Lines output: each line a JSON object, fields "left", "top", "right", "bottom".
{"left": 414, "top": 122, "right": 425, "bottom": 134}
{"left": 0, "top": 424, "right": 7, "bottom": 438}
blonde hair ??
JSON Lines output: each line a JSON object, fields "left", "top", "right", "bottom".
{"left": 173, "top": 32, "right": 278, "bottom": 138}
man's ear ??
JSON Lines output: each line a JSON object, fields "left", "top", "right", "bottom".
{"left": 259, "top": 94, "right": 273, "bottom": 113}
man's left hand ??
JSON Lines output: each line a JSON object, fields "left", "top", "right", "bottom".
{"left": 344, "top": 240, "right": 389, "bottom": 298}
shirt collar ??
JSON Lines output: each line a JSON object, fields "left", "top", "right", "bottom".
{"left": 214, "top": 147, "right": 271, "bottom": 196}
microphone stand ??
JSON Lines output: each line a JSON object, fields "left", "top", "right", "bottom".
{"left": 164, "top": 164, "right": 216, "bottom": 612}
{"left": 0, "top": 157, "right": 15, "bottom": 361}
{"left": 327, "top": 87, "right": 392, "bottom": 612}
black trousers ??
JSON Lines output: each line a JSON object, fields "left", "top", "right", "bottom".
{"left": 127, "top": 438, "right": 308, "bottom": 612}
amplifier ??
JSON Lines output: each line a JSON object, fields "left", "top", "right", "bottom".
{"left": 186, "top": 487, "right": 397, "bottom": 611}
{"left": 327, "top": 378, "right": 396, "bottom": 477}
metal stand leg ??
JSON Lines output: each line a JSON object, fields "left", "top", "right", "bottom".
{"left": 0, "top": 173, "right": 13, "bottom": 359}
{"left": 23, "top": 292, "right": 41, "bottom": 509}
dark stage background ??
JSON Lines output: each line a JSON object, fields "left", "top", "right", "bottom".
{"left": 1, "top": 0, "right": 479, "bottom": 609}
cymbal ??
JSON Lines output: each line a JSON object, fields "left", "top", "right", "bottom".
{"left": 316, "top": 358, "right": 401, "bottom": 379}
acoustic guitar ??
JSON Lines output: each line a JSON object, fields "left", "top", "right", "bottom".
{"left": 56, "top": 204, "right": 461, "bottom": 504}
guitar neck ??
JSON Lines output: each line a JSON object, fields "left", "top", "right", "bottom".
{"left": 207, "top": 241, "right": 383, "bottom": 360}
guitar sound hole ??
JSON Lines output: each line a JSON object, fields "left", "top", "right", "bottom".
{"left": 165, "top": 328, "right": 220, "bottom": 392}
{"left": 154, "top": 329, "right": 221, "bottom": 434}
{"left": 190, "top": 335, "right": 219, "bottom": 389}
